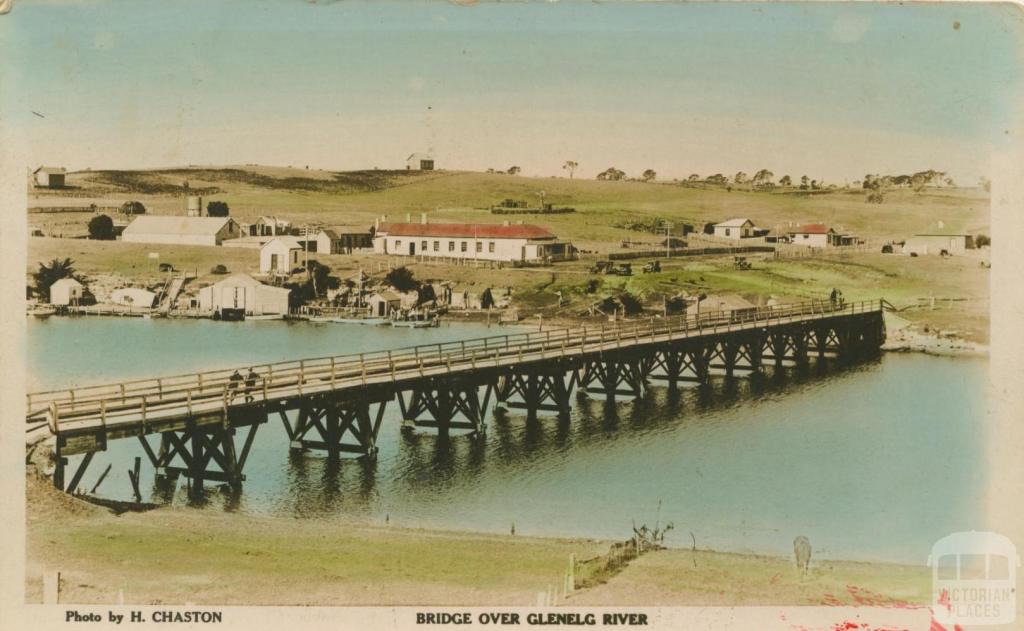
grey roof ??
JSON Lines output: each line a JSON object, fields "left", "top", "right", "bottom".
{"left": 407, "top": 153, "right": 433, "bottom": 161}
{"left": 123, "top": 216, "right": 235, "bottom": 236}
{"left": 34, "top": 166, "right": 67, "bottom": 175}
{"left": 714, "top": 218, "right": 753, "bottom": 228}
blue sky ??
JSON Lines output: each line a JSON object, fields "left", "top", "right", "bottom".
{"left": 2, "top": 1, "right": 1021, "bottom": 182}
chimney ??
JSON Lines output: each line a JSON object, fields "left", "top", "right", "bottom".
{"left": 421, "top": 212, "right": 427, "bottom": 225}
{"left": 406, "top": 212, "right": 412, "bottom": 223}
{"left": 375, "top": 217, "right": 380, "bottom": 231}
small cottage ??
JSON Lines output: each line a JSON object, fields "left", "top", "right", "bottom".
{"left": 49, "top": 278, "right": 84, "bottom": 306}
{"left": 260, "top": 237, "right": 303, "bottom": 274}
{"left": 406, "top": 153, "right": 435, "bottom": 171}
{"left": 713, "top": 218, "right": 757, "bottom": 240}
{"left": 366, "top": 291, "right": 401, "bottom": 317}
{"left": 33, "top": 166, "right": 66, "bottom": 188}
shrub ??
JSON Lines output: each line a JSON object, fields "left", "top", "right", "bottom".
{"left": 206, "top": 201, "right": 229, "bottom": 217}
{"left": 385, "top": 266, "right": 420, "bottom": 292}
{"left": 211, "top": 264, "right": 229, "bottom": 274}
{"left": 87, "top": 214, "right": 115, "bottom": 240}
{"left": 975, "top": 234, "right": 991, "bottom": 247}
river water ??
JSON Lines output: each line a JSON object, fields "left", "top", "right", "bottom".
{"left": 27, "top": 317, "right": 989, "bottom": 564}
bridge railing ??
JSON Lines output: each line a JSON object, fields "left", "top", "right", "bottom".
{"left": 29, "top": 299, "right": 882, "bottom": 432}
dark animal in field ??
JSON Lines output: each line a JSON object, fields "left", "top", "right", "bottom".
{"left": 793, "top": 536, "right": 811, "bottom": 574}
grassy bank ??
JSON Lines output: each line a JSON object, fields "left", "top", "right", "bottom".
{"left": 26, "top": 473, "right": 929, "bottom": 607}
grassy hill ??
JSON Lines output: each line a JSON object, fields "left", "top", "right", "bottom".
{"left": 34, "top": 167, "right": 989, "bottom": 248}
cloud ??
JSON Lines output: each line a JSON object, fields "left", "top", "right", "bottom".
{"left": 830, "top": 13, "right": 871, "bottom": 44}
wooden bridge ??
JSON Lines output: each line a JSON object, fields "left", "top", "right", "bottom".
{"left": 27, "top": 299, "right": 886, "bottom": 499}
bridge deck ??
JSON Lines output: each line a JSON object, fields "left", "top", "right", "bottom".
{"left": 29, "top": 300, "right": 883, "bottom": 446}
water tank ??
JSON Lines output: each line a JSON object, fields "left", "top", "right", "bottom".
{"left": 186, "top": 195, "right": 203, "bottom": 216}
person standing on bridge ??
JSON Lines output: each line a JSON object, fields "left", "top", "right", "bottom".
{"left": 228, "top": 369, "right": 243, "bottom": 403}
{"left": 245, "top": 367, "right": 260, "bottom": 403}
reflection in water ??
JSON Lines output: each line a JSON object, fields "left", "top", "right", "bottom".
{"left": 30, "top": 317, "right": 986, "bottom": 563}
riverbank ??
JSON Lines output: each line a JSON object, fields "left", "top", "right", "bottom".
{"left": 25, "top": 471, "right": 929, "bottom": 606}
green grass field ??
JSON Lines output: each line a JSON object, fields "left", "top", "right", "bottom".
{"left": 33, "top": 167, "right": 990, "bottom": 249}
{"left": 27, "top": 166, "right": 991, "bottom": 341}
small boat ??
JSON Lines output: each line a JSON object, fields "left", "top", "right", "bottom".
{"left": 332, "top": 317, "right": 390, "bottom": 325}
{"left": 246, "top": 314, "right": 284, "bottom": 321}
{"left": 391, "top": 319, "right": 438, "bottom": 328}
{"left": 27, "top": 305, "right": 57, "bottom": 318}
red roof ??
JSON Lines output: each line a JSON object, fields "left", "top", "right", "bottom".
{"left": 791, "top": 223, "right": 832, "bottom": 235}
{"left": 378, "top": 222, "right": 556, "bottom": 240}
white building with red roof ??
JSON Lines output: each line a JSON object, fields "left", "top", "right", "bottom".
{"left": 788, "top": 223, "right": 838, "bottom": 247}
{"left": 374, "top": 221, "right": 572, "bottom": 262}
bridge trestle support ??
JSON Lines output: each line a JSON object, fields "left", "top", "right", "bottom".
{"left": 398, "top": 377, "right": 493, "bottom": 436}
{"left": 282, "top": 396, "right": 389, "bottom": 460}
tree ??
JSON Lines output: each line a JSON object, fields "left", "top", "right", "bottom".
{"left": 688, "top": 174, "right": 701, "bottom": 182}
{"left": 810, "top": 179, "right": 819, "bottom": 190}
{"left": 562, "top": 160, "right": 578, "bottom": 179}
{"left": 507, "top": 166, "right": 521, "bottom": 175}
{"left": 206, "top": 201, "right": 230, "bottom": 217}
{"left": 303, "top": 260, "right": 328, "bottom": 299}
{"left": 88, "top": 214, "right": 115, "bottom": 240}
{"left": 975, "top": 234, "right": 991, "bottom": 247}
{"left": 779, "top": 175, "right": 792, "bottom": 187}
{"left": 596, "top": 167, "right": 625, "bottom": 181}
{"left": 733, "top": 171, "right": 748, "bottom": 185}
{"left": 705, "top": 173, "right": 728, "bottom": 186}
{"left": 800, "top": 175, "right": 810, "bottom": 190}
{"left": 120, "top": 200, "right": 146, "bottom": 215}
{"left": 33, "top": 257, "right": 76, "bottom": 302}
{"left": 752, "top": 169, "right": 774, "bottom": 187}
{"left": 641, "top": 169, "right": 657, "bottom": 182}
{"left": 211, "top": 264, "right": 229, "bottom": 274}
{"left": 385, "top": 266, "right": 420, "bottom": 292}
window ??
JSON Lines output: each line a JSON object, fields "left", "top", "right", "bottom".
{"left": 461, "top": 241, "right": 468, "bottom": 252}
{"left": 488, "top": 242, "right": 495, "bottom": 253}
{"left": 725, "top": 228, "right": 731, "bottom": 236}
{"left": 421, "top": 240, "right": 428, "bottom": 252}
{"left": 395, "top": 240, "right": 402, "bottom": 249}
{"left": 476, "top": 241, "right": 483, "bottom": 253}
{"left": 448, "top": 241, "right": 455, "bottom": 252}
{"left": 433, "top": 241, "right": 440, "bottom": 251}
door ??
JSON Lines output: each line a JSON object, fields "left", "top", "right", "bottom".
{"left": 271, "top": 253, "right": 279, "bottom": 271}
{"left": 409, "top": 242, "right": 416, "bottom": 255}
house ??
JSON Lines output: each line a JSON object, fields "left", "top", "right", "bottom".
{"left": 312, "top": 227, "right": 373, "bottom": 254}
{"left": 713, "top": 218, "right": 757, "bottom": 239}
{"left": 406, "top": 153, "right": 434, "bottom": 171}
{"left": 49, "top": 278, "right": 84, "bottom": 306}
{"left": 248, "top": 216, "right": 292, "bottom": 237}
{"left": 904, "top": 233, "right": 974, "bottom": 256}
{"left": 259, "top": 237, "right": 303, "bottom": 274}
{"left": 789, "top": 223, "right": 837, "bottom": 247}
{"left": 121, "top": 216, "right": 241, "bottom": 246}
{"left": 33, "top": 166, "right": 66, "bottom": 188}
{"left": 373, "top": 221, "right": 573, "bottom": 262}
{"left": 197, "top": 274, "right": 291, "bottom": 316}
{"left": 110, "top": 287, "right": 157, "bottom": 308}
{"left": 366, "top": 291, "right": 401, "bottom": 317}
